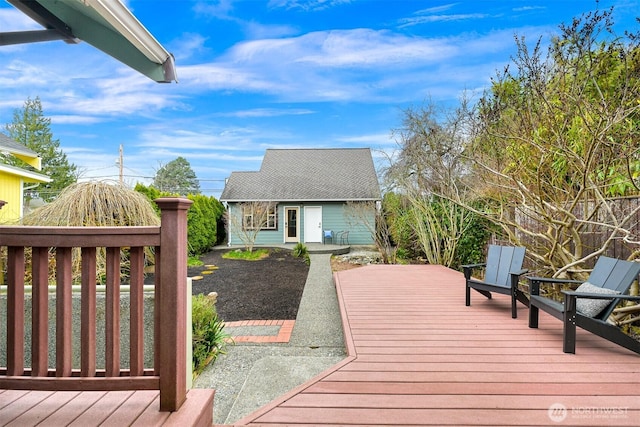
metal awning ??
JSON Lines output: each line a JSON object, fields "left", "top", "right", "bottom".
{"left": 2, "top": 0, "right": 177, "bottom": 83}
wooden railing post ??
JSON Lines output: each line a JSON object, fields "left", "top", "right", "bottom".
{"left": 155, "top": 197, "right": 192, "bottom": 412}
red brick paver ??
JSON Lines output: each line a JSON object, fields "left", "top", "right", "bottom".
{"left": 225, "top": 319, "right": 295, "bottom": 343}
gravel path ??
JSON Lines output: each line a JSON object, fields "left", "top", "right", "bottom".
{"left": 193, "top": 253, "right": 347, "bottom": 424}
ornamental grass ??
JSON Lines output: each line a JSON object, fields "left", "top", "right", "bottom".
{"left": 20, "top": 181, "right": 160, "bottom": 284}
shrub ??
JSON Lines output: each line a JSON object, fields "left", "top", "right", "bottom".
{"left": 292, "top": 243, "right": 310, "bottom": 265}
{"left": 186, "top": 194, "right": 224, "bottom": 255}
{"left": 453, "top": 212, "right": 493, "bottom": 269}
{"left": 21, "top": 182, "right": 160, "bottom": 283}
{"left": 192, "top": 294, "right": 230, "bottom": 376}
{"left": 134, "top": 183, "right": 225, "bottom": 256}
{"left": 292, "top": 242, "right": 307, "bottom": 257}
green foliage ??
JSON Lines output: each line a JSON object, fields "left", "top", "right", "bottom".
{"left": 469, "top": 7, "right": 640, "bottom": 271}
{"left": 382, "top": 192, "right": 420, "bottom": 258}
{"left": 186, "top": 194, "right": 224, "bottom": 255}
{"left": 292, "top": 242, "right": 308, "bottom": 258}
{"left": 292, "top": 242, "right": 310, "bottom": 265}
{"left": 452, "top": 210, "right": 495, "bottom": 269}
{"left": 385, "top": 9, "right": 640, "bottom": 273}
{"left": 188, "top": 256, "right": 204, "bottom": 267}
{"left": 4, "top": 97, "right": 77, "bottom": 201}
{"left": 381, "top": 191, "right": 492, "bottom": 267}
{"left": 222, "top": 248, "right": 269, "bottom": 260}
{"left": 152, "top": 156, "right": 200, "bottom": 195}
{"left": 133, "top": 183, "right": 164, "bottom": 213}
{"left": 134, "top": 183, "right": 225, "bottom": 256}
{"left": 192, "top": 295, "right": 230, "bottom": 376}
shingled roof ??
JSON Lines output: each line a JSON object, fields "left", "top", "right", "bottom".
{"left": 0, "top": 133, "right": 38, "bottom": 157}
{"left": 220, "top": 148, "right": 381, "bottom": 202}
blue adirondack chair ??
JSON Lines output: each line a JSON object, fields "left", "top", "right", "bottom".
{"left": 463, "top": 245, "right": 529, "bottom": 318}
{"left": 529, "top": 256, "right": 640, "bottom": 354}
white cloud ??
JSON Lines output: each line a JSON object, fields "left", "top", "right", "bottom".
{"left": 399, "top": 13, "right": 490, "bottom": 28}
{"left": 50, "top": 115, "right": 103, "bottom": 125}
{"left": 226, "top": 29, "right": 457, "bottom": 68}
{"left": 174, "top": 26, "right": 535, "bottom": 104}
{"left": 170, "top": 33, "right": 210, "bottom": 61}
{"left": 243, "top": 22, "right": 300, "bottom": 39}
{"left": 193, "top": 0, "right": 235, "bottom": 20}
{"left": 267, "top": 0, "right": 352, "bottom": 12}
{"left": 0, "top": 8, "right": 41, "bottom": 30}
{"left": 219, "top": 108, "right": 315, "bottom": 118}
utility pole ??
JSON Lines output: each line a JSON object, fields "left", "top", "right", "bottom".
{"left": 118, "top": 144, "right": 123, "bottom": 185}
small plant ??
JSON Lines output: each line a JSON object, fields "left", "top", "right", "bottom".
{"left": 222, "top": 248, "right": 269, "bottom": 260}
{"left": 192, "top": 294, "right": 231, "bottom": 376}
{"left": 292, "top": 243, "right": 310, "bottom": 265}
{"left": 188, "top": 255, "right": 203, "bottom": 267}
{"left": 292, "top": 242, "right": 307, "bottom": 258}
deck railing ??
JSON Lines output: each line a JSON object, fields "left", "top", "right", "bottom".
{"left": 0, "top": 197, "right": 192, "bottom": 411}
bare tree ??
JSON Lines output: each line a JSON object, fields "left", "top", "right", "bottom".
{"left": 344, "top": 201, "right": 396, "bottom": 263}
{"left": 392, "top": 9, "right": 640, "bottom": 278}
{"left": 460, "top": 8, "right": 640, "bottom": 277}
{"left": 385, "top": 97, "right": 477, "bottom": 267}
{"left": 226, "top": 201, "right": 276, "bottom": 252}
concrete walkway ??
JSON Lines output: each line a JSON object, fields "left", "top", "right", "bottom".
{"left": 193, "top": 253, "right": 346, "bottom": 425}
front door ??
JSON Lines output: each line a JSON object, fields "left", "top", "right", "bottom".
{"left": 304, "top": 206, "right": 323, "bottom": 243}
{"left": 284, "top": 207, "right": 299, "bottom": 243}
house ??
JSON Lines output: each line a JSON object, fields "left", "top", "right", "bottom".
{"left": 220, "top": 148, "right": 381, "bottom": 246}
{"left": 0, "top": 133, "right": 51, "bottom": 222}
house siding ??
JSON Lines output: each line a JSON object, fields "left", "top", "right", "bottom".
{"left": 226, "top": 202, "right": 375, "bottom": 247}
{"left": 0, "top": 172, "right": 23, "bottom": 223}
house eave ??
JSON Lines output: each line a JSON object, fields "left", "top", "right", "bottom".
{"left": 5, "top": 0, "right": 177, "bottom": 83}
{"left": 0, "top": 163, "right": 51, "bottom": 183}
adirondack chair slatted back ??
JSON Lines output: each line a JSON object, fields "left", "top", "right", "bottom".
{"left": 586, "top": 256, "right": 640, "bottom": 320}
{"left": 484, "top": 245, "right": 525, "bottom": 287}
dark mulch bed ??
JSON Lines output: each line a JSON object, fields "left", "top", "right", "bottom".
{"left": 189, "top": 248, "right": 310, "bottom": 322}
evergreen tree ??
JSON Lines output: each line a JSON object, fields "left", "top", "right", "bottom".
{"left": 152, "top": 156, "right": 200, "bottom": 195}
{"left": 4, "top": 97, "right": 78, "bottom": 201}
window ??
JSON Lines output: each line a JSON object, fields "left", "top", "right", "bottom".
{"left": 242, "top": 203, "right": 277, "bottom": 230}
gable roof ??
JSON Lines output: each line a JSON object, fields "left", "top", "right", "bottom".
{"left": 0, "top": 133, "right": 42, "bottom": 170}
{"left": 220, "top": 148, "right": 381, "bottom": 202}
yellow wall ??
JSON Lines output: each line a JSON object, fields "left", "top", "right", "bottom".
{"left": 0, "top": 171, "right": 23, "bottom": 223}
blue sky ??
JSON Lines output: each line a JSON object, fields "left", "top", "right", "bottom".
{"left": 1, "top": 0, "right": 638, "bottom": 198}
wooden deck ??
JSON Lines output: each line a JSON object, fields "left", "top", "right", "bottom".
{"left": 236, "top": 264, "right": 640, "bottom": 426}
{"left": 0, "top": 199, "right": 214, "bottom": 427}
{"left": 0, "top": 388, "right": 214, "bottom": 426}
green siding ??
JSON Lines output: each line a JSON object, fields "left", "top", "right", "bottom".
{"left": 226, "top": 202, "right": 375, "bottom": 246}
{"left": 318, "top": 202, "right": 375, "bottom": 245}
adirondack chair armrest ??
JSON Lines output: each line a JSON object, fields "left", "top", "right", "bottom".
{"left": 462, "top": 263, "right": 486, "bottom": 280}
{"left": 528, "top": 276, "right": 582, "bottom": 296}
{"left": 562, "top": 290, "right": 640, "bottom": 303}
{"left": 510, "top": 269, "right": 529, "bottom": 277}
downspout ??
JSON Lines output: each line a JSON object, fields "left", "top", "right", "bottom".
{"left": 225, "top": 203, "right": 232, "bottom": 247}
{"left": 22, "top": 182, "right": 40, "bottom": 216}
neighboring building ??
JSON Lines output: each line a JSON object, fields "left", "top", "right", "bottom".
{"left": 0, "top": 133, "right": 51, "bottom": 222}
{"left": 220, "top": 148, "right": 381, "bottom": 246}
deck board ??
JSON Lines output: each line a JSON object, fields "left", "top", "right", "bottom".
{"left": 0, "top": 388, "right": 214, "bottom": 426}
{"left": 236, "top": 264, "right": 640, "bottom": 426}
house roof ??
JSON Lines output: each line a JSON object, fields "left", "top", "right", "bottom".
{"left": 4, "top": 0, "right": 176, "bottom": 83}
{"left": 0, "top": 133, "right": 42, "bottom": 170}
{"left": 220, "top": 148, "right": 381, "bottom": 202}
{"left": 0, "top": 162, "right": 51, "bottom": 183}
